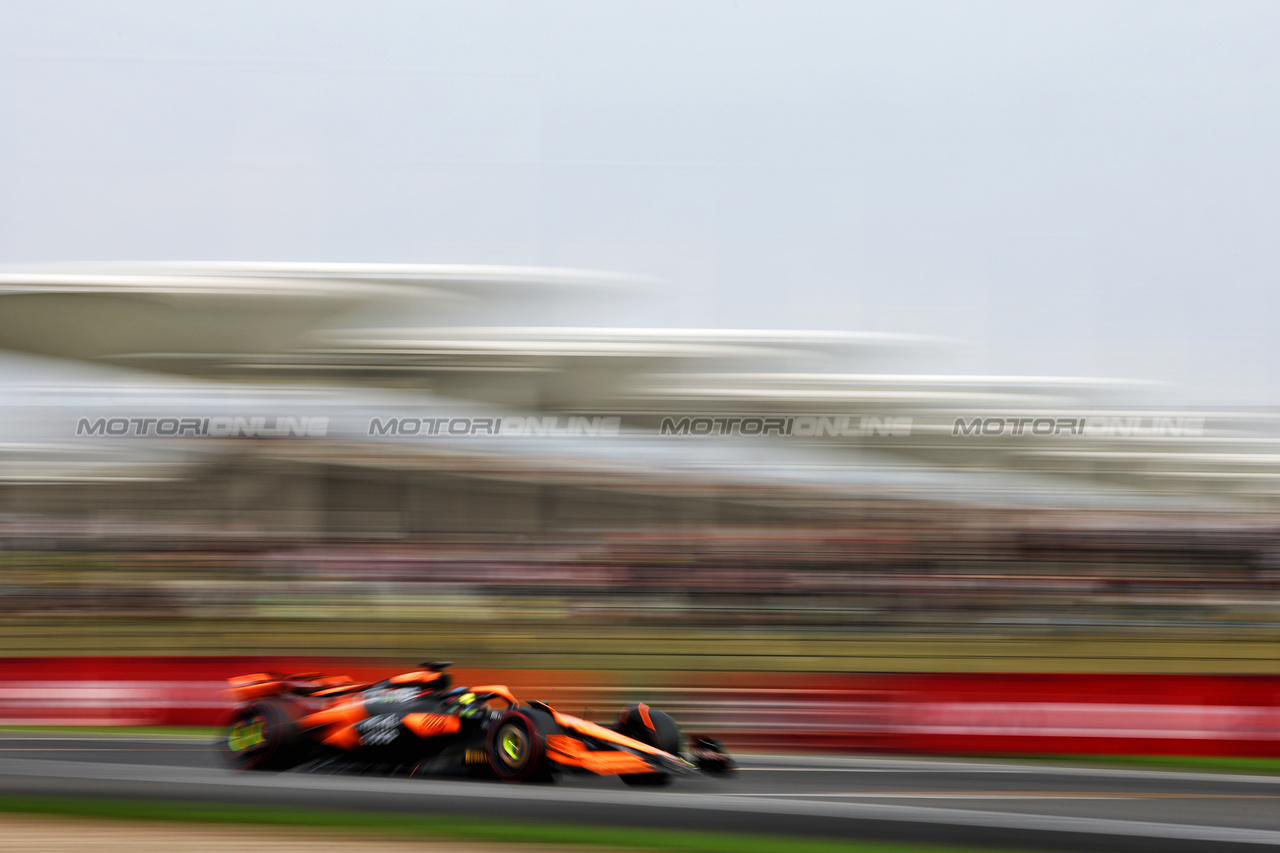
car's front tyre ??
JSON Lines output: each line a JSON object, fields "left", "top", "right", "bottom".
{"left": 616, "top": 703, "right": 681, "bottom": 787}
{"left": 487, "top": 708, "right": 555, "bottom": 783}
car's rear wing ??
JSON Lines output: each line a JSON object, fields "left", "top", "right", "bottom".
{"left": 226, "top": 672, "right": 362, "bottom": 703}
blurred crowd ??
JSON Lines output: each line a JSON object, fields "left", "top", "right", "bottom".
{"left": 2, "top": 511, "right": 1278, "bottom": 636}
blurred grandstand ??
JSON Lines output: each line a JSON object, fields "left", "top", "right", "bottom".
{"left": 0, "top": 262, "right": 1278, "bottom": 664}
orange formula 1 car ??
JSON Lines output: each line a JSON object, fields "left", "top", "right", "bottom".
{"left": 221, "top": 662, "right": 734, "bottom": 785}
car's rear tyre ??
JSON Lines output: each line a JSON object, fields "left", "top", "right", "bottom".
{"left": 617, "top": 703, "right": 681, "bottom": 787}
{"left": 487, "top": 708, "right": 555, "bottom": 783}
{"left": 221, "top": 699, "right": 306, "bottom": 771}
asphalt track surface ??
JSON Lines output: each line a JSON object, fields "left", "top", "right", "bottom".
{"left": 2, "top": 737, "right": 1280, "bottom": 852}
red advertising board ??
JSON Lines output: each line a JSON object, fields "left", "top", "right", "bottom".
{"left": 2, "top": 658, "right": 1277, "bottom": 757}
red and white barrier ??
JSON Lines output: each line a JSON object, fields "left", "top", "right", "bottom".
{"left": 1, "top": 658, "right": 1277, "bottom": 757}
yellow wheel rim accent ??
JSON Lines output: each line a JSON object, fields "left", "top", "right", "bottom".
{"left": 499, "top": 726, "right": 527, "bottom": 766}
{"left": 228, "top": 717, "right": 266, "bottom": 753}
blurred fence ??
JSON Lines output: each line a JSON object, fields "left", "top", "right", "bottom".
{"left": 2, "top": 658, "right": 1278, "bottom": 757}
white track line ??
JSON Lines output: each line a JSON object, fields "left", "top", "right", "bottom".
{"left": 743, "top": 753, "right": 1280, "bottom": 785}
{"left": 2, "top": 757, "right": 1280, "bottom": 847}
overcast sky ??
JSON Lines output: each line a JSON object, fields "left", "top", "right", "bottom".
{"left": 2, "top": 1, "right": 1278, "bottom": 404}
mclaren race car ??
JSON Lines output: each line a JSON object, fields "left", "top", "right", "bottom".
{"left": 222, "top": 662, "right": 733, "bottom": 785}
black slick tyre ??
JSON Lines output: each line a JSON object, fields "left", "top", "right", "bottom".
{"left": 487, "top": 708, "right": 555, "bottom": 783}
{"left": 617, "top": 703, "right": 681, "bottom": 787}
{"left": 221, "top": 699, "right": 305, "bottom": 771}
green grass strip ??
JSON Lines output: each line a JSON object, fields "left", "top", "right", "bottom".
{"left": 0, "top": 725, "right": 216, "bottom": 738}
{"left": 0, "top": 794, "right": 1027, "bottom": 853}
{"left": 1002, "top": 753, "right": 1280, "bottom": 775}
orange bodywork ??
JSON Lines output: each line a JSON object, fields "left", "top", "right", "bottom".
{"left": 551, "top": 710, "right": 672, "bottom": 760}
{"left": 227, "top": 672, "right": 362, "bottom": 704}
{"left": 300, "top": 698, "right": 367, "bottom": 732}
{"left": 403, "top": 713, "right": 461, "bottom": 738}
{"left": 225, "top": 669, "right": 689, "bottom": 775}
{"left": 226, "top": 673, "right": 283, "bottom": 703}
{"left": 322, "top": 723, "right": 362, "bottom": 751}
{"left": 311, "top": 683, "right": 365, "bottom": 698}
{"left": 544, "top": 734, "right": 652, "bottom": 775}
{"left": 390, "top": 671, "right": 446, "bottom": 687}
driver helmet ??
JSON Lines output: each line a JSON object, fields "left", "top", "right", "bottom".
{"left": 441, "top": 687, "right": 486, "bottom": 719}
